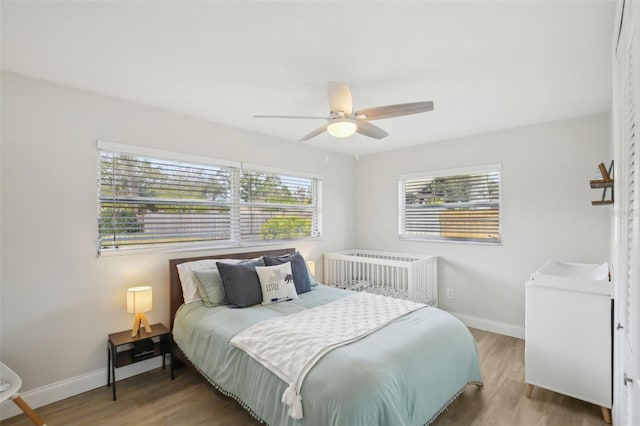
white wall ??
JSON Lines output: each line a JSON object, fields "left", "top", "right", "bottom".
{"left": 0, "top": 71, "right": 356, "bottom": 393}
{"left": 0, "top": 69, "right": 613, "bottom": 413}
{"left": 355, "top": 114, "right": 611, "bottom": 329}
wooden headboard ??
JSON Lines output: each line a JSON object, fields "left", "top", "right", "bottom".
{"left": 169, "top": 247, "right": 296, "bottom": 330}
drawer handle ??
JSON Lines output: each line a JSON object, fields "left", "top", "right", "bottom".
{"left": 624, "top": 373, "right": 634, "bottom": 386}
{"left": 617, "top": 323, "right": 624, "bottom": 330}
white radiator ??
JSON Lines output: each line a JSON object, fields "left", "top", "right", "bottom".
{"left": 323, "top": 249, "right": 438, "bottom": 306}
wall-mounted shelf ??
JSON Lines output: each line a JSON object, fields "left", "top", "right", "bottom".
{"left": 590, "top": 161, "right": 614, "bottom": 205}
{"left": 590, "top": 180, "right": 614, "bottom": 189}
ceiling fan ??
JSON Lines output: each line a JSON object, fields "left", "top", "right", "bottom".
{"left": 254, "top": 82, "right": 434, "bottom": 141}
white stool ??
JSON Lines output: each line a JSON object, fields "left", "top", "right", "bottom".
{"left": 0, "top": 362, "right": 46, "bottom": 425}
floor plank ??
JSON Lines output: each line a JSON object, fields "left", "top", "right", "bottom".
{"left": 1, "top": 329, "right": 607, "bottom": 426}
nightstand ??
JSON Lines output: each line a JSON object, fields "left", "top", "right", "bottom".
{"left": 107, "top": 323, "right": 171, "bottom": 400}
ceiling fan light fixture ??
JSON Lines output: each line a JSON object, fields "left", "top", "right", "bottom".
{"left": 327, "top": 118, "right": 357, "bottom": 138}
{"left": 255, "top": 82, "right": 433, "bottom": 141}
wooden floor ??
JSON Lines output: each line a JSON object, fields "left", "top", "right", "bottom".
{"left": 1, "top": 329, "right": 607, "bottom": 426}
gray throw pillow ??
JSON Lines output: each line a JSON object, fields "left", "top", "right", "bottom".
{"left": 263, "top": 252, "right": 312, "bottom": 294}
{"left": 216, "top": 259, "right": 264, "bottom": 308}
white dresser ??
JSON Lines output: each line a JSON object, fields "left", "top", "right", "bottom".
{"left": 525, "top": 260, "right": 612, "bottom": 422}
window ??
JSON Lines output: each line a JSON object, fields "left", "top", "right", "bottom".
{"left": 97, "top": 141, "right": 321, "bottom": 253}
{"left": 240, "top": 168, "right": 321, "bottom": 241}
{"left": 399, "top": 165, "right": 501, "bottom": 244}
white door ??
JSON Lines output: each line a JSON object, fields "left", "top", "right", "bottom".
{"left": 613, "top": 1, "right": 640, "bottom": 424}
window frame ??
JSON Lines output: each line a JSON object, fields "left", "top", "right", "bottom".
{"left": 97, "top": 141, "right": 322, "bottom": 255}
{"left": 398, "top": 164, "right": 502, "bottom": 245}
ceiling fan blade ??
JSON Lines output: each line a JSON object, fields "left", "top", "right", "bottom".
{"left": 327, "top": 82, "right": 353, "bottom": 115}
{"left": 299, "top": 124, "right": 328, "bottom": 141}
{"left": 254, "top": 114, "right": 327, "bottom": 119}
{"left": 355, "top": 101, "right": 434, "bottom": 121}
{"left": 356, "top": 121, "right": 389, "bottom": 139}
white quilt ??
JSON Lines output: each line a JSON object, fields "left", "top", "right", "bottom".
{"left": 230, "top": 292, "right": 425, "bottom": 419}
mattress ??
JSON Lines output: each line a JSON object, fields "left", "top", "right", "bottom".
{"left": 173, "top": 284, "right": 481, "bottom": 426}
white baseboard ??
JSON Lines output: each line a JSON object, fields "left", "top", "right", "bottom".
{"left": 0, "top": 356, "right": 163, "bottom": 421}
{"left": 445, "top": 310, "right": 525, "bottom": 339}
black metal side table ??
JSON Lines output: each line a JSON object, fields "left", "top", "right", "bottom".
{"left": 107, "top": 323, "right": 171, "bottom": 400}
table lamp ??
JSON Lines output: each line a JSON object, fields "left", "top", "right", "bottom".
{"left": 127, "top": 286, "right": 152, "bottom": 337}
{"left": 306, "top": 260, "right": 316, "bottom": 277}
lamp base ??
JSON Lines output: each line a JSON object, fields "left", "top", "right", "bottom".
{"left": 131, "top": 313, "right": 152, "bottom": 337}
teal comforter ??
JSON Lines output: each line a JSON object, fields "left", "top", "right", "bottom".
{"left": 173, "top": 284, "right": 481, "bottom": 426}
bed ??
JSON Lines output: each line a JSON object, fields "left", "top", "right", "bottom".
{"left": 169, "top": 248, "right": 482, "bottom": 426}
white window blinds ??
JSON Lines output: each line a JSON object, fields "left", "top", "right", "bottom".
{"left": 240, "top": 168, "right": 321, "bottom": 241}
{"left": 98, "top": 142, "right": 322, "bottom": 253}
{"left": 399, "top": 165, "right": 501, "bottom": 243}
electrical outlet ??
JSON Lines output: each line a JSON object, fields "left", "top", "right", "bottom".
{"left": 447, "top": 288, "right": 454, "bottom": 299}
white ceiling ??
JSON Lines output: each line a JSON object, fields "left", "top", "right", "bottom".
{"left": 1, "top": 1, "right": 615, "bottom": 157}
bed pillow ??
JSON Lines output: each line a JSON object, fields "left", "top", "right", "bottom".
{"left": 192, "top": 259, "right": 246, "bottom": 307}
{"left": 176, "top": 259, "right": 220, "bottom": 303}
{"left": 216, "top": 258, "right": 264, "bottom": 308}
{"left": 192, "top": 267, "right": 229, "bottom": 307}
{"left": 263, "top": 252, "right": 312, "bottom": 294}
{"left": 255, "top": 262, "right": 299, "bottom": 305}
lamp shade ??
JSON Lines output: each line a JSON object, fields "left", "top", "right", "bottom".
{"left": 306, "top": 260, "right": 316, "bottom": 277}
{"left": 127, "top": 286, "right": 152, "bottom": 314}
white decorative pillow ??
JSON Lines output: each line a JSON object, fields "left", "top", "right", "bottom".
{"left": 177, "top": 258, "right": 241, "bottom": 303}
{"left": 255, "top": 262, "right": 299, "bottom": 305}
